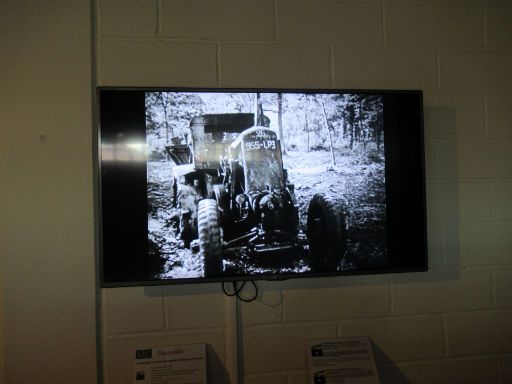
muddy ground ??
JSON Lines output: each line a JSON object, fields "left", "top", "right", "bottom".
{"left": 147, "top": 149, "right": 386, "bottom": 279}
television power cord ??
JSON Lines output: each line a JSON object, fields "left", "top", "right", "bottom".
{"left": 222, "top": 280, "right": 259, "bottom": 302}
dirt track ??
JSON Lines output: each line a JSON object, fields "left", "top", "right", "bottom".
{"left": 147, "top": 149, "right": 387, "bottom": 279}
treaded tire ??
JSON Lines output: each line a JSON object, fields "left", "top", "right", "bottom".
{"left": 198, "top": 199, "right": 223, "bottom": 277}
{"left": 306, "top": 193, "right": 347, "bottom": 271}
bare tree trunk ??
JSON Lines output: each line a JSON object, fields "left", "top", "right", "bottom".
{"left": 376, "top": 123, "right": 382, "bottom": 150}
{"left": 277, "top": 93, "right": 286, "bottom": 154}
{"left": 254, "top": 94, "right": 258, "bottom": 126}
{"left": 304, "top": 94, "right": 309, "bottom": 152}
{"left": 358, "top": 101, "right": 366, "bottom": 149}
{"left": 319, "top": 95, "right": 336, "bottom": 167}
{"left": 158, "top": 92, "right": 171, "bottom": 143}
{"left": 350, "top": 124, "right": 354, "bottom": 150}
{"left": 255, "top": 93, "right": 264, "bottom": 126}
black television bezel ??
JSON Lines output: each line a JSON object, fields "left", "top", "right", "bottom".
{"left": 97, "top": 87, "right": 427, "bottom": 288}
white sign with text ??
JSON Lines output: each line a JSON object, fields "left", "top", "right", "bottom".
{"left": 306, "top": 337, "right": 380, "bottom": 384}
{"left": 133, "top": 344, "right": 206, "bottom": 384}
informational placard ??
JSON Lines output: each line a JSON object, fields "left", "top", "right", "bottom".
{"left": 306, "top": 337, "right": 380, "bottom": 384}
{"left": 133, "top": 344, "right": 206, "bottom": 384}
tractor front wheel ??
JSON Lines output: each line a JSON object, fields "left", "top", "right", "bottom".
{"left": 198, "top": 199, "right": 223, "bottom": 277}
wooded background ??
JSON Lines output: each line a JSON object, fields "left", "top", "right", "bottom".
{"left": 145, "top": 92, "right": 384, "bottom": 165}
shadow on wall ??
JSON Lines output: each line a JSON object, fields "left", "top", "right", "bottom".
{"left": 372, "top": 340, "right": 410, "bottom": 384}
{"left": 207, "top": 344, "right": 230, "bottom": 384}
{"left": 423, "top": 104, "right": 460, "bottom": 274}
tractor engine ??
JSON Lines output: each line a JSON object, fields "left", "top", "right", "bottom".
{"left": 234, "top": 190, "right": 298, "bottom": 236}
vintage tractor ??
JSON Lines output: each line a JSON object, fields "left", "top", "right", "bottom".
{"left": 166, "top": 113, "right": 346, "bottom": 277}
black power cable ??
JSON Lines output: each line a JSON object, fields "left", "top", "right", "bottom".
{"left": 222, "top": 280, "right": 259, "bottom": 302}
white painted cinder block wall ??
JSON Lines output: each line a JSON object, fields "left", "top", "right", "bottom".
{"left": 97, "top": 0, "right": 512, "bottom": 384}
{"left": 97, "top": 1, "right": 512, "bottom": 383}
{"left": 1, "top": 1, "right": 96, "bottom": 384}
{"left": 2, "top": 0, "right": 512, "bottom": 383}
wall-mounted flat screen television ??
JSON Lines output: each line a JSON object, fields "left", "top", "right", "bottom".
{"left": 98, "top": 88, "right": 427, "bottom": 287}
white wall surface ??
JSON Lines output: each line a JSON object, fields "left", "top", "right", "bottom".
{"left": 0, "top": 1, "right": 96, "bottom": 383}
{"left": 1, "top": 0, "right": 511, "bottom": 383}
{"left": 97, "top": 1, "right": 512, "bottom": 383}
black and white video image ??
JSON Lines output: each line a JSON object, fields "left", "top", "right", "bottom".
{"left": 146, "top": 91, "right": 386, "bottom": 279}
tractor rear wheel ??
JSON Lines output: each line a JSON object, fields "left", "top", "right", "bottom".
{"left": 306, "top": 193, "right": 347, "bottom": 271}
{"left": 198, "top": 199, "right": 223, "bottom": 277}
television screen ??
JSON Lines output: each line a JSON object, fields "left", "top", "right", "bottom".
{"left": 98, "top": 88, "right": 426, "bottom": 286}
